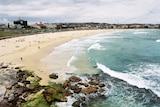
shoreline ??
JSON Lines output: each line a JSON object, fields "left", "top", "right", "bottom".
{"left": 0, "top": 29, "right": 119, "bottom": 85}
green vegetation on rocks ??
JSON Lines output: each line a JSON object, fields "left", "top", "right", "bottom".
{"left": 43, "top": 82, "right": 67, "bottom": 103}
{"left": 21, "top": 94, "right": 50, "bottom": 107}
{"left": 47, "top": 82, "right": 64, "bottom": 92}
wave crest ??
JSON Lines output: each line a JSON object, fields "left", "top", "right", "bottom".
{"left": 96, "top": 63, "right": 160, "bottom": 97}
{"left": 88, "top": 43, "right": 106, "bottom": 51}
{"left": 156, "top": 39, "right": 160, "bottom": 42}
{"left": 133, "top": 31, "right": 148, "bottom": 35}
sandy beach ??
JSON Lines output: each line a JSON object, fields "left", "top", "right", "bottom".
{"left": 0, "top": 29, "right": 117, "bottom": 85}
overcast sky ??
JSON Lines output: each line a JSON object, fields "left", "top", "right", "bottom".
{"left": 0, "top": 0, "right": 160, "bottom": 24}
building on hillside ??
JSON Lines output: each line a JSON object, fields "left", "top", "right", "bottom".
{"left": 35, "top": 22, "right": 46, "bottom": 28}
{"left": 0, "top": 24, "right": 7, "bottom": 30}
{"left": 13, "top": 19, "right": 28, "bottom": 29}
{"left": 44, "top": 23, "right": 57, "bottom": 29}
{"left": 55, "top": 24, "right": 75, "bottom": 30}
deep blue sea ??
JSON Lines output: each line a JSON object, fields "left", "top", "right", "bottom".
{"left": 43, "top": 29, "right": 160, "bottom": 107}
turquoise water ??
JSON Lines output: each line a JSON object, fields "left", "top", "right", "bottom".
{"left": 87, "top": 30, "right": 160, "bottom": 107}
{"left": 43, "top": 30, "right": 160, "bottom": 107}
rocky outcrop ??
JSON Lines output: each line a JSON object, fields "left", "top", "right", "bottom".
{"left": 78, "top": 82, "right": 89, "bottom": 87}
{"left": 62, "top": 89, "right": 73, "bottom": 96}
{"left": 62, "top": 80, "right": 70, "bottom": 88}
{"left": 62, "top": 74, "right": 111, "bottom": 107}
{"left": 0, "top": 64, "right": 42, "bottom": 107}
{"left": 42, "top": 83, "right": 67, "bottom": 103}
{"left": 0, "top": 64, "right": 112, "bottom": 107}
{"left": 0, "top": 86, "right": 6, "bottom": 102}
{"left": 72, "top": 100, "right": 86, "bottom": 107}
{"left": 81, "top": 86, "right": 98, "bottom": 94}
{"left": 43, "top": 87, "right": 67, "bottom": 103}
{"left": 69, "top": 76, "right": 82, "bottom": 82}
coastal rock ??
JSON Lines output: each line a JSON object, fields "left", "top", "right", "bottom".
{"left": 46, "top": 88, "right": 57, "bottom": 95}
{"left": 69, "top": 85, "right": 82, "bottom": 93}
{"left": 0, "top": 69, "right": 17, "bottom": 86}
{"left": 24, "top": 80, "right": 30, "bottom": 84}
{"left": 69, "top": 76, "right": 82, "bottom": 82}
{"left": 8, "top": 94, "right": 15, "bottom": 102}
{"left": 107, "top": 84, "right": 111, "bottom": 89}
{"left": 61, "top": 74, "right": 109, "bottom": 106}
{"left": 49, "top": 73, "right": 58, "bottom": 79}
{"left": 81, "top": 86, "right": 98, "bottom": 94}
{"left": 0, "top": 99, "right": 14, "bottom": 107}
{"left": 62, "top": 80, "right": 70, "bottom": 88}
{"left": 88, "top": 74, "right": 99, "bottom": 81}
{"left": 72, "top": 101, "right": 81, "bottom": 107}
{"left": 98, "top": 83, "right": 105, "bottom": 87}
{"left": 62, "top": 90, "right": 73, "bottom": 96}
{"left": 0, "top": 64, "right": 109, "bottom": 107}
{"left": 16, "top": 70, "right": 26, "bottom": 82}
{"left": 72, "top": 99, "right": 86, "bottom": 107}
{"left": 0, "top": 63, "right": 9, "bottom": 69}
{"left": 99, "top": 88, "right": 105, "bottom": 93}
{"left": 78, "top": 82, "right": 89, "bottom": 87}
{"left": 43, "top": 86, "right": 67, "bottom": 103}
{"left": 88, "top": 81, "right": 98, "bottom": 85}
{"left": 26, "top": 75, "right": 41, "bottom": 89}
{"left": 1, "top": 65, "right": 8, "bottom": 69}
{"left": 0, "top": 86, "right": 6, "bottom": 102}
{"left": 18, "top": 82, "right": 25, "bottom": 87}
{"left": 0, "top": 65, "right": 44, "bottom": 107}
{"left": 81, "top": 96, "right": 86, "bottom": 101}
{"left": 6, "top": 85, "right": 12, "bottom": 90}
{"left": 43, "top": 88, "right": 57, "bottom": 103}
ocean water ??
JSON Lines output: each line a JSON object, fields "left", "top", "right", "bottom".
{"left": 42, "top": 29, "right": 160, "bottom": 107}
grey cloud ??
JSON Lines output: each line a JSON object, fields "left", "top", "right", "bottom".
{"left": 0, "top": 0, "right": 159, "bottom": 23}
{"left": 0, "top": 0, "right": 25, "bottom": 5}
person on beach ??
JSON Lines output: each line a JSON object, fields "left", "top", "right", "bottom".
{"left": 21, "top": 57, "right": 23, "bottom": 61}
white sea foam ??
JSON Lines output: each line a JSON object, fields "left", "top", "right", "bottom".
{"left": 97, "top": 63, "right": 160, "bottom": 97}
{"left": 88, "top": 43, "right": 106, "bottom": 51}
{"left": 67, "top": 56, "right": 77, "bottom": 67}
{"left": 55, "top": 96, "right": 76, "bottom": 107}
{"left": 97, "top": 63, "right": 148, "bottom": 89}
{"left": 156, "top": 39, "right": 160, "bottom": 42}
{"left": 133, "top": 31, "right": 148, "bottom": 35}
{"left": 128, "top": 63, "right": 160, "bottom": 97}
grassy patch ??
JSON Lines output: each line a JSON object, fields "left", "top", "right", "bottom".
{"left": 0, "top": 30, "right": 21, "bottom": 38}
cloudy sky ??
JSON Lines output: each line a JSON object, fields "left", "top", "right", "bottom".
{"left": 0, "top": 0, "right": 160, "bottom": 24}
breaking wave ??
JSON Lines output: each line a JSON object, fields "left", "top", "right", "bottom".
{"left": 97, "top": 63, "right": 160, "bottom": 97}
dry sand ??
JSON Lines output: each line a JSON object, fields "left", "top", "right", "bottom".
{"left": 0, "top": 29, "right": 117, "bottom": 85}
